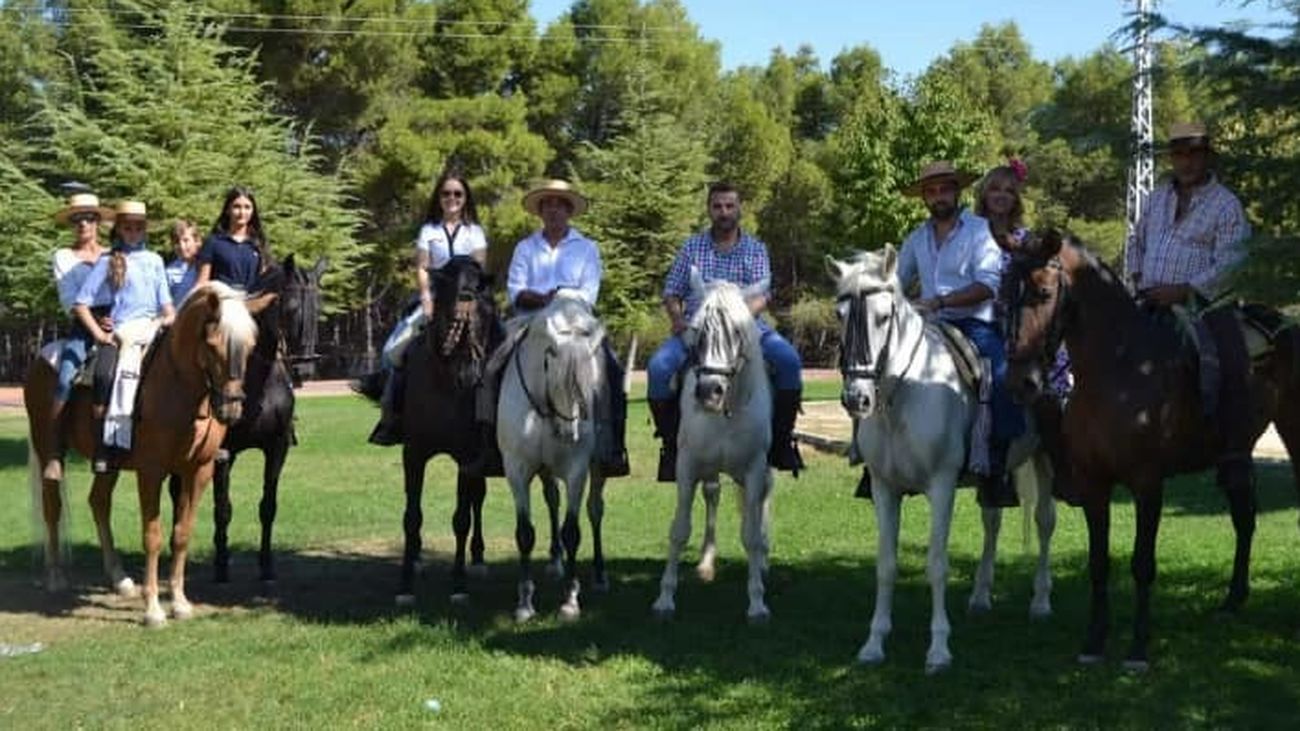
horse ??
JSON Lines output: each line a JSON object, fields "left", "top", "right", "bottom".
{"left": 25, "top": 282, "right": 265, "bottom": 625}
{"left": 827, "top": 247, "right": 1055, "bottom": 673}
{"left": 203, "top": 255, "right": 326, "bottom": 585}
{"left": 497, "top": 291, "right": 609, "bottom": 622}
{"left": 1002, "top": 231, "right": 1300, "bottom": 670}
{"left": 651, "top": 270, "right": 775, "bottom": 624}
{"left": 362, "top": 256, "right": 498, "bottom": 606}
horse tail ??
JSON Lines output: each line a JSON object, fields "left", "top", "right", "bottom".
{"left": 28, "top": 434, "right": 70, "bottom": 567}
{"left": 1014, "top": 459, "right": 1038, "bottom": 554}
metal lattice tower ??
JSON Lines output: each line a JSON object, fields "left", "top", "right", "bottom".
{"left": 1123, "top": 0, "right": 1155, "bottom": 279}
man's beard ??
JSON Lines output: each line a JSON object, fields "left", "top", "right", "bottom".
{"left": 712, "top": 217, "right": 738, "bottom": 235}
{"left": 927, "top": 201, "right": 957, "bottom": 221}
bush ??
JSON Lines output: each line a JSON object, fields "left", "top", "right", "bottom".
{"left": 780, "top": 296, "right": 840, "bottom": 367}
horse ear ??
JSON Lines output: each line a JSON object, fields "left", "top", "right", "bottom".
{"left": 740, "top": 277, "right": 769, "bottom": 301}
{"left": 282, "top": 253, "right": 296, "bottom": 274}
{"left": 881, "top": 243, "right": 898, "bottom": 278}
{"left": 246, "top": 291, "right": 279, "bottom": 316}
{"left": 1041, "top": 229, "right": 1065, "bottom": 258}
{"left": 824, "top": 256, "right": 848, "bottom": 283}
{"left": 312, "top": 257, "right": 328, "bottom": 278}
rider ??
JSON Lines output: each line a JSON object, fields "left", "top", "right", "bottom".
{"left": 1126, "top": 122, "right": 1253, "bottom": 493}
{"left": 195, "top": 186, "right": 270, "bottom": 292}
{"left": 468, "top": 178, "right": 630, "bottom": 478}
{"left": 893, "top": 161, "right": 1023, "bottom": 508}
{"left": 365, "top": 170, "right": 490, "bottom": 445}
{"left": 72, "top": 200, "right": 175, "bottom": 473}
{"left": 646, "top": 181, "right": 804, "bottom": 482}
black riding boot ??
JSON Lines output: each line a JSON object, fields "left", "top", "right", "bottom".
{"left": 367, "top": 367, "right": 404, "bottom": 446}
{"left": 854, "top": 466, "right": 873, "bottom": 501}
{"left": 599, "top": 348, "right": 631, "bottom": 477}
{"left": 648, "top": 398, "right": 679, "bottom": 483}
{"left": 768, "top": 389, "right": 805, "bottom": 477}
{"left": 463, "top": 421, "right": 505, "bottom": 478}
{"left": 1206, "top": 307, "right": 1256, "bottom": 496}
{"left": 977, "top": 438, "right": 1019, "bottom": 508}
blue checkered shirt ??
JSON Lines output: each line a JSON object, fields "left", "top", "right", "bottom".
{"left": 662, "top": 230, "right": 771, "bottom": 320}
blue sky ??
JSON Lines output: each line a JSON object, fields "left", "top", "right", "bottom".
{"left": 530, "top": 0, "right": 1292, "bottom": 76}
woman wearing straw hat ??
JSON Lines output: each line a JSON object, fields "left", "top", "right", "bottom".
{"left": 72, "top": 200, "right": 175, "bottom": 472}
{"left": 45, "top": 193, "right": 115, "bottom": 478}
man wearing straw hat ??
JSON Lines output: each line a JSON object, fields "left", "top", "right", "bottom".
{"left": 893, "top": 160, "right": 1023, "bottom": 508}
{"left": 1126, "top": 122, "right": 1254, "bottom": 493}
{"left": 468, "top": 179, "right": 630, "bottom": 478}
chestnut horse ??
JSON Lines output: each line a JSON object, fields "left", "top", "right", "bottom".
{"left": 1003, "top": 232, "right": 1300, "bottom": 670}
{"left": 25, "top": 282, "right": 266, "bottom": 625}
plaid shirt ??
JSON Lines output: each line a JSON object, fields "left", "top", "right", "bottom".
{"left": 1127, "top": 175, "right": 1250, "bottom": 299}
{"left": 662, "top": 230, "right": 771, "bottom": 319}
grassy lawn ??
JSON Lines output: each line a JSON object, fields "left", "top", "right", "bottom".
{"left": 1, "top": 390, "right": 1298, "bottom": 729}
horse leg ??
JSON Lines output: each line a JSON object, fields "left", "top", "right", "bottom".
{"left": 968, "top": 504, "right": 1002, "bottom": 615}
{"left": 543, "top": 473, "right": 564, "bottom": 578}
{"left": 922, "top": 482, "right": 956, "bottom": 673}
{"left": 1078, "top": 480, "right": 1114, "bottom": 664}
{"left": 652, "top": 467, "right": 699, "bottom": 620}
{"left": 137, "top": 470, "right": 167, "bottom": 627}
{"left": 1030, "top": 454, "right": 1057, "bottom": 620}
{"left": 1220, "top": 469, "right": 1257, "bottom": 612}
{"left": 88, "top": 471, "right": 136, "bottom": 597}
{"left": 858, "top": 483, "right": 901, "bottom": 665}
{"left": 211, "top": 455, "right": 234, "bottom": 583}
{"left": 1272, "top": 408, "right": 1300, "bottom": 531}
{"left": 450, "top": 471, "right": 485, "bottom": 601}
{"left": 1125, "top": 483, "right": 1164, "bottom": 671}
{"left": 396, "top": 447, "right": 426, "bottom": 607}
{"left": 587, "top": 468, "right": 609, "bottom": 593}
{"left": 38, "top": 473, "right": 68, "bottom": 592}
{"left": 741, "top": 467, "right": 773, "bottom": 625}
{"left": 558, "top": 466, "right": 588, "bottom": 621}
{"left": 696, "top": 479, "right": 722, "bottom": 583}
{"left": 258, "top": 443, "right": 288, "bottom": 585}
{"left": 166, "top": 464, "right": 211, "bottom": 621}
{"left": 508, "top": 469, "right": 538, "bottom": 623}
{"left": 468, "top": 472, "right": 488, "bottom": 577}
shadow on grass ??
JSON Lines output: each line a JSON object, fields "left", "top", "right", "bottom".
{"left": 1157, "top": 460, "right": 1298, "bottom": 517}
{"left": 0, "top": 436, "right": 30, "bottom": 466}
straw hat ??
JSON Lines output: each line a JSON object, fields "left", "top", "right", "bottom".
{"left": 901, "top": 161, "right": 980, "bottom": 197}
{"left": 54, "top": 193, "right": 114, "bottom": 225}
{"left": 1164, "top": 121, "right": 1211, "bottom": 151}
{"left": 113, "top": 200, "right": 148, "bottom": 220}
{"left": 522, "top": 179, "right": 587, "bottom": 217}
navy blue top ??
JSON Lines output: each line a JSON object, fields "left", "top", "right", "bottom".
{"left": 198, "top": 232, "right": 262, "bottom": 290}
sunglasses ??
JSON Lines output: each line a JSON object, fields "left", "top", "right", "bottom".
{"left": 69, "top": 213, "right": 100, "bottom": 225}
{"left": 440, "top": 189, "right": 465, "bottom": 199}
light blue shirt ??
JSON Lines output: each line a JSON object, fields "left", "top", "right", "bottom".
{"left": 74, "top": 244, "right": 172, "bottom": 326}
{"left": 506, "top": 228, "right": 602, "bottom": 308}
{"left": 896, "top": 209, "right": 1003, "bottom": 324}
{"left": 166, "top": 258, "right": 198, "bottom": 304}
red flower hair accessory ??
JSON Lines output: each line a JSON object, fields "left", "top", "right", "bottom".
{"left": 1008, "top": 157, "right": 1028, "bottom": 183}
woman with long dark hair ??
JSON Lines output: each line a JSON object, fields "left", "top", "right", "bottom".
{"left": 195, "top": 186, "right": 270, "bottom": 290}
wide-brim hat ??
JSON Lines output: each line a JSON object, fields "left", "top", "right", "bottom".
{"left": 113, "top": 200, "right": 148, "bottom": 220}
{"left": 54, "top": 193, "right": 114, "bottom": 225}
{"left": 1163, "top": 121, "right": 1212, "bottom": 152}
{"left": 901, "top": 161, "right": 980, "bottom": 197}
{"left": 522, "top": 179, "right": 587, "bottom": 217}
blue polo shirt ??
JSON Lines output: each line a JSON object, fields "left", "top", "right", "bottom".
{"left": 198, "top": 231, "right": 262, "bottom": 290}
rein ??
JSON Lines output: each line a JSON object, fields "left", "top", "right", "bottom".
{"left": 1006, "top": 255, "right": 1070, "bottom": 367}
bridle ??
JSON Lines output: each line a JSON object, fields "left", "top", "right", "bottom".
{"left": 1004, "top": 255, "right": 1070, "bottom": 369}
{"left": 837, "top": 285, "right": 922, "bottom": 384}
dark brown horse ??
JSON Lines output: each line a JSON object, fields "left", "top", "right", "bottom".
{"left": 25, "top": 282, "right": 268, "bottom": 625}
{"left": 1002, "top": 232, "right": 1300, "bottom": 669}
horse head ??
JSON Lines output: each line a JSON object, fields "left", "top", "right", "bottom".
{"left": 280, "top": 254, "right": 326, "bottom": 383}
{"left": 429, "top": 256, "right": 494, "bottom": 390}
{"left": 176, "top": 282, "right": 262, "bottom": 424}
{"left": 532, "top": 292, "right": 606, "bottom": 426}
{"left": 686, "top": 267, "right": 762, "bottom": 414}
{"left": 826, "top": 245, "right": 904, "bottom": 418}
{"left": 1002, "top": 229, "right": 1073, "bottom": 403}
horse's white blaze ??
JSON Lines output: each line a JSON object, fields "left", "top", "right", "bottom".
{"left": 499, "top": 295, "right": 607, "bottom": 621}
{"left": 831, "top": 249, "right": 1056, "bottom": 670}
{"left": 654, "top": 276, "right": 773, "bottom": 622}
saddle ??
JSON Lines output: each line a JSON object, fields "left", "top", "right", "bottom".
{"left": 1162, "top": 302, "right": 1285, "bottom": 414}
{"left": 39, "top": 339, "right": 99, "bottom": 389}
{"left": 932, "top": 321, "right": 984, "bottom": 394}
{"left": 933, "top": 320, "right": 995, "bottom": 476}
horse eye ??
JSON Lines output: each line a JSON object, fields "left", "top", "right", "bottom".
{"left": 835, "top": 301, "right": 849, "bottom": 321}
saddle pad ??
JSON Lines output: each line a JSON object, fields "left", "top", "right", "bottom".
{"left": 932, "top": 321, "right": 984, "bottom": 394}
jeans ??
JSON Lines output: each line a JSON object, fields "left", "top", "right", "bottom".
{"left": 56, "top": 332, "right": 92, "bottom": 402}
{"left": 950, "top": 317, "right": 1025, "bottom": 441}
{"left": 647, "top": 321, "right": 802, "bottom": 400}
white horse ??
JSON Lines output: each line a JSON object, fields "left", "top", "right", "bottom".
{"left": 652, "top": 271, "right": 774, "bottom": 623}
{"left": 497, "top": 291, "right": 609, "bottom": 623}
{"left": 828, "top": 247, "right": 1056, "bottom": 673}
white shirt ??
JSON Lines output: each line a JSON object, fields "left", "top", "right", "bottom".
{"left": 53, "top": 248, "right": 105, "bottom": 314}
{"left": 896, "top": 209, "right": 1003, "bottom": 324}
{"left": 506, "top": 228, "right": 602, "bottom": 308}
{"left": 415, "top": 221, "right": 487, "bottom": 270}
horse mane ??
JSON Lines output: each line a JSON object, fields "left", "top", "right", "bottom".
{"left": 531, "top": 294, "right": 605, "bottom": 415}
{"left": 692, "top": 280, "right": 759, "bottom": 363}
{"left": 833, "top": 249, "right": 899, "bottom": 299}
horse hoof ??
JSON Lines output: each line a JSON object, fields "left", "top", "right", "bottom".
{"left": 395, "top": 594, "right": 417, "bottom": 608}
{"left": 558, "top": 604, "right": 581, "bottom": 622}
{"left": 592, "top": 577, "right": 610, "bottom": 594}
{"left": 116, "top": 579, "right": 140, "bottom": 599}
{"left": 514, "top": 607, "right": 536, "bottom": 624}
{"left": 747, "top": 609, "right": 772, "bottom": 626}
{"left": 449, "top": 592, "right": 471, "bottom": 606}
{"left": 695, "top": 564, "right": 716, "bottom": 583}
{"left": 925, "top": 660, "right": 952, "bottom": 676}
{"left": 856, "top": 648, "right": 885, "bottom": 666}
{"left": 1028, "top": 604, "right": 1053, "bottom": 621}
{"left": 1122, "top": 659, "right": 1150, "bottom": 674}
{"left": 651, "top": 604, "right": 675, "bottom": 622}
{"left": 1077, "top": 653, "right": 1104, "bottom": 666}
{"left": 172, "top": 602, "right": 195, "bottom": 620}
{"left": 466, "top": 563, "right": 489, "bottom": 580}
{"left": 967, "top": 597, "right": 992, "bottom": 615}
{"left": 44, "top": 572, "right": 69, "bottom": 593}
{"left": 143, "top": 610, "right": 168, "bottom": 629}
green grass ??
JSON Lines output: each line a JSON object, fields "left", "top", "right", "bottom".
{"left": 1, "top": 393, "right": 1299, "bottom": 729}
